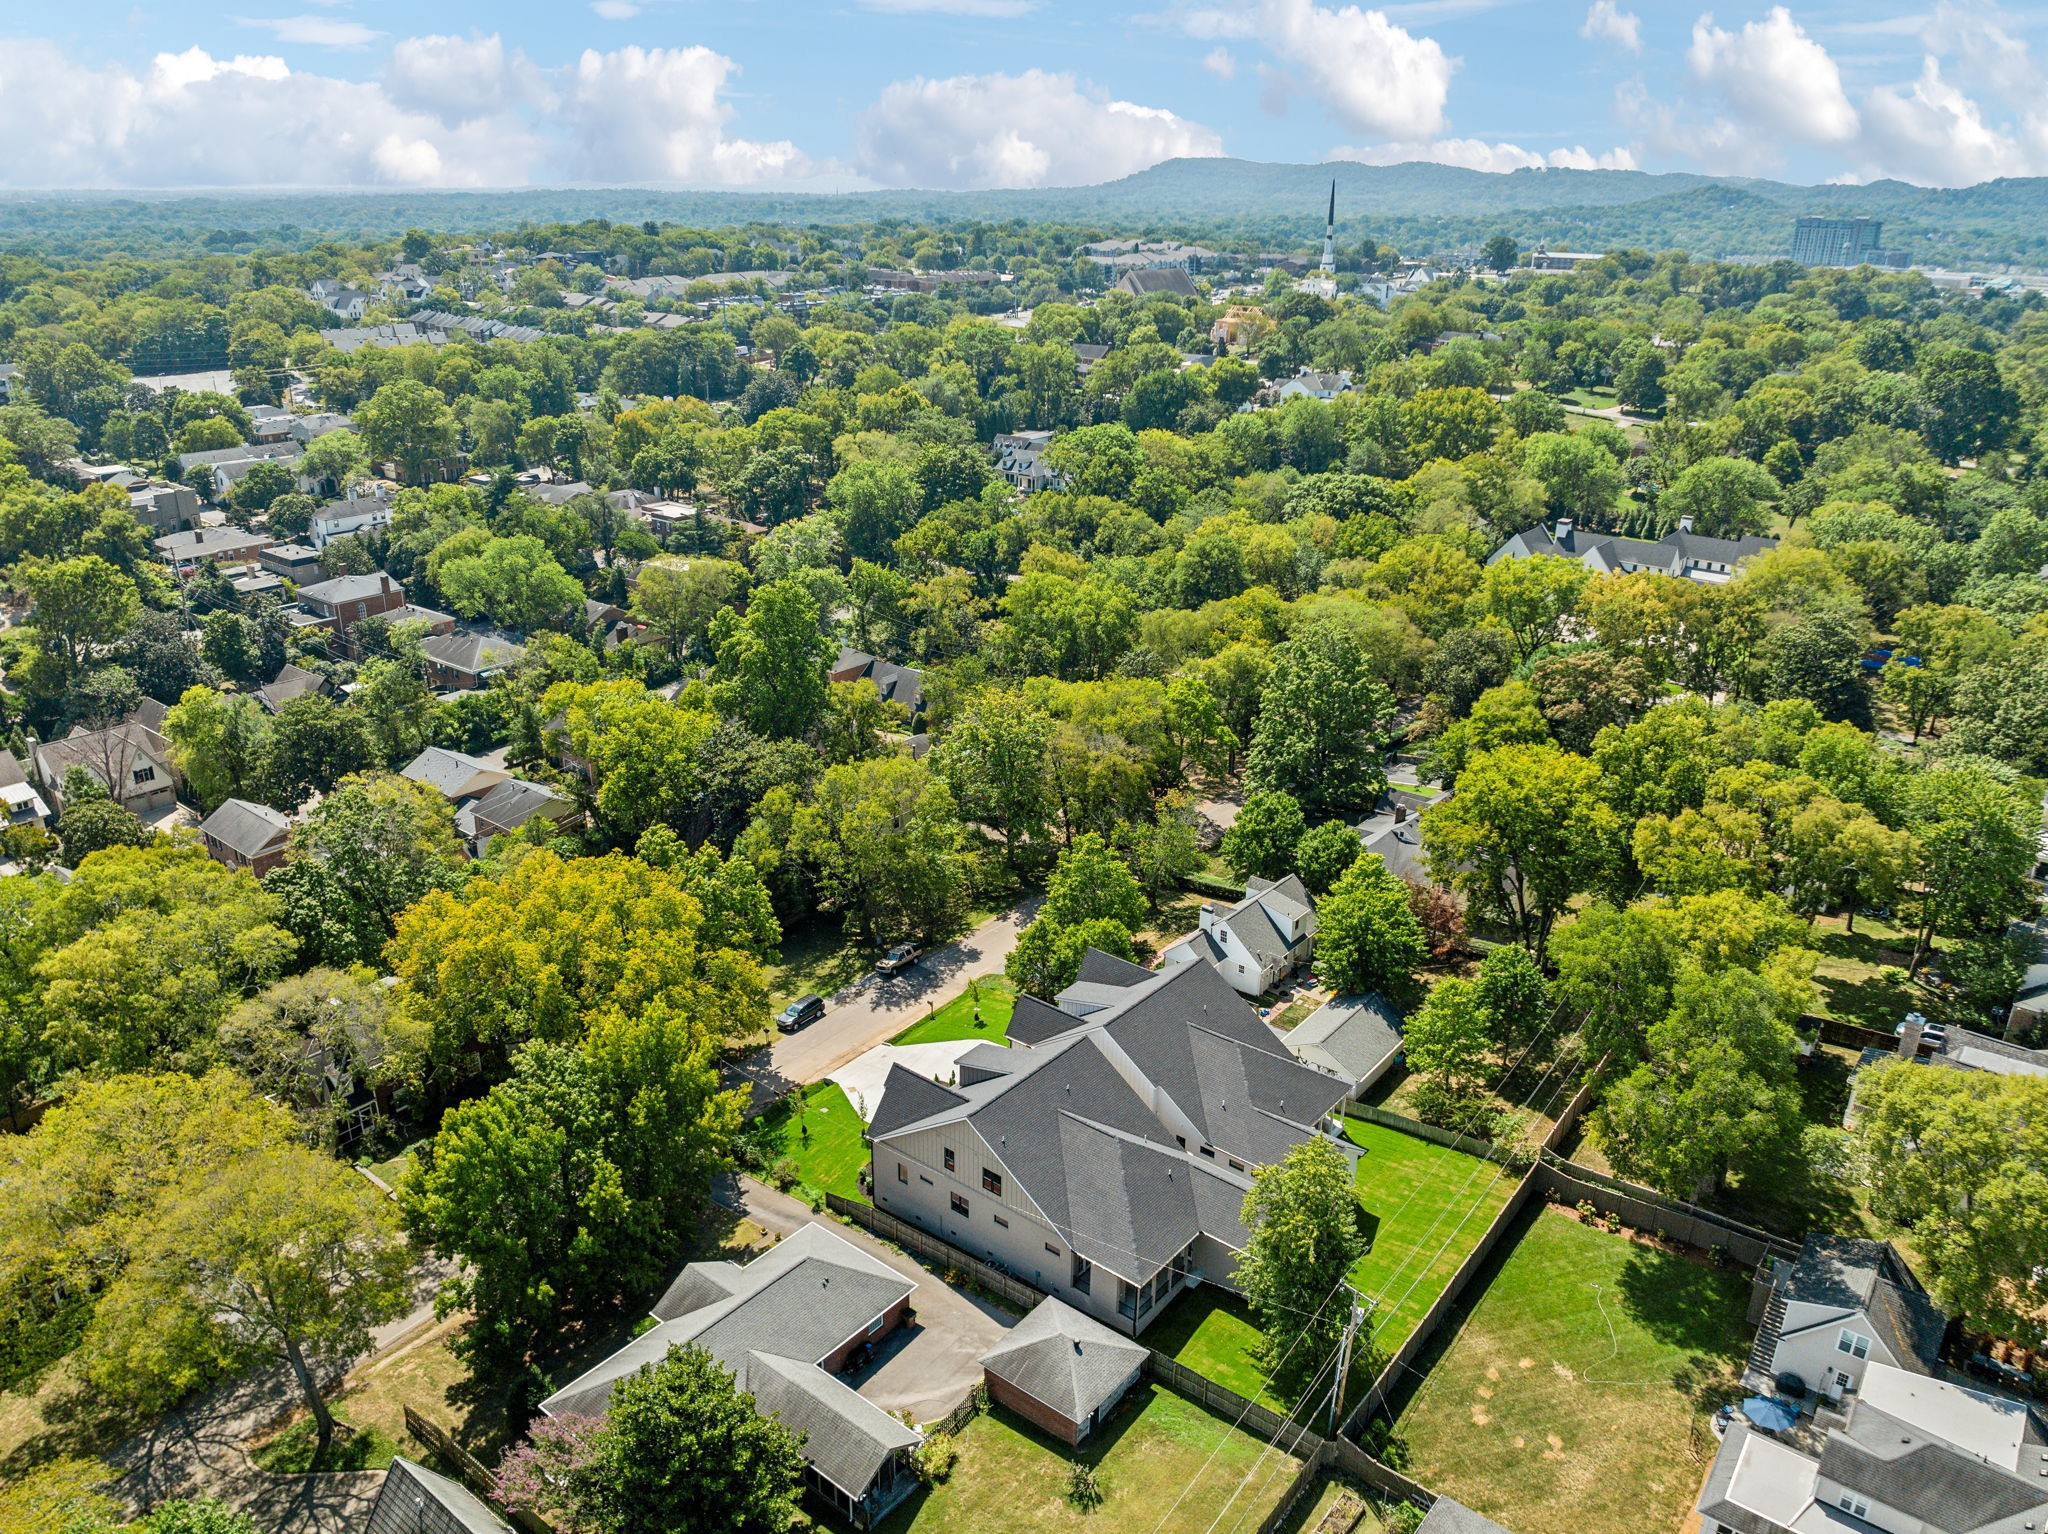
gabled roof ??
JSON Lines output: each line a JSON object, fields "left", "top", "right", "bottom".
{"left": 1074, "top": 948, "right": 1153, "bottom": 988}
{"left": 298, "top": 571, "right": 400, "bottom": 607}
{"left": 401, "top": 746, "right": 509, "bottom": 802}
{"left": 1007, "top": 992, "right": 1084, "bottom": 1045}
{"left": 980, "top": 1296, "right": 1147, "bottom": 1423}
{"left": 1780, "top": 1234, "right": 1944, "bottom": 1372}
{"left": 366, "top": 1457, "right": 513, "bottom": 1534}
{"left": 257, "top": 663, "right": 329, "bottom": 714}
{"left": 743, "top": 1350, "right": 920, "bottom": 1497}
{"left": 868, "top": 1062, "right": 969, "bottom": 1139}
{"left": 199, "top": 797, "right": 291, "bottom": 860}
{"left": 543, "top": 1222, "right": 913, "bottom": 1412}
{"left": 421, "top": 630, "right": 525, "bottom": 678}
{"left": 1284, "top": 993, "right": 1403, "bottom": 1085}
{"left": 454, "top": 778, "right": 572, "bottom": 842}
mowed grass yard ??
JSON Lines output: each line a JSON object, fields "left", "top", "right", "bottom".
{"left": 889, "top": 977, "right": 1017, "bottom": 1046}
{"left": 1345, "top": 1118, "right": 1517, "bottom": 1355}
{"left": 756, "top": 1080, "right": 872, "bottom": 1205}
{"left": 862, "top": 1384, "right": 1300, "bottom": 1534}
{"left": 1390, "top": 1206, "right": 1750, "bottom": 1534}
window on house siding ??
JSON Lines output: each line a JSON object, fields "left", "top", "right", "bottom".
{"left": 897, "top": 1162, "right": 907, "bottom": 1184}
{"left": 1045, "top": 1243, "right": 1061, "bottom": 1257}
{"left": 1837, "top": 1329, "right": 1870, "bottom": 1359}
{"left": 950, "top": 1192, "right": 969, "bottom": 1217}
{"left": 1072, "top": 1254, "right": 1092, "bottom": 1295}
{"left": 993, "top": 1214, "right": 1008, "bottom": 1228}
{"left": 943, "top": 1148, "right": 955, "bottom": 1172}
{"left": 130, "top": 767, "right": 155, "bottom": 785}
{"left": 981, "top": 1168, "right": 1002, "bottom": 1195}
{"left": 1836, "top": 1494, "right": 1869, "bottom": 1519}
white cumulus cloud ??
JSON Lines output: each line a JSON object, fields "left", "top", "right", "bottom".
{"left": 1580, "top": 0, "right": 1639, "bottom": 52}
{"left": 1688, "top": 7, "right": 1859, "bottom": 147}
{"left": 560, "top": 45, "right": 808, "bottom": 184}
{"left": 1257, "top": 0, "right": 1456, "bottom": 139}
{"left": 1863, "top": 57, "right": 2027, "bottom": 183}
{"left": 236, "top": 15, "right": 385, "bottom": 48}
{"left": 855, "top": 69, "right": 1222, "bottom": 188}
{"left": 0, "top": 33, "right": 817, "bottom": 189}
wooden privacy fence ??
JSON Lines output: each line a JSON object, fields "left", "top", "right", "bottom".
{"left": 1343, "top": 1103, "right": 1522, "bottom": 1165}
{"left": 826, "top": 1194, "right": 1051, "bottom": 1313}
{"left": 403, "top": 1405, "right": 555, "bottom": 1534}
{"left": 1535, "top": 1156, "right": 1801, "bottom": 1267}
{"left": 1145, "top": 1352, "right": 1329, "bottom": 1453}
{"left": 1255, "top": 1438, "right": 1439, "bottom": 1534}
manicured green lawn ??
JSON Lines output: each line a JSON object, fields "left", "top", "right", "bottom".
{"left": 758, "top": 1081, "right": 871, "bottom": 1205}
{"left": 1390, "top": 1206, "right": 1750, "bottom": 1534}
{"left": 1344, "top": 1118, "right": 1518, "bottom": 1355}
{"left": 1143, "top": 1286, "right": 1282, "bottom": 1409}
{"left": 865, "top": 1384, "right": 1299, "bottom": 1534}
{"left": 889, "top": 978, "right": 1018, "bottom": 1047}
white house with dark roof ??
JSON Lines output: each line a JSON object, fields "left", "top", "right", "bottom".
{"left": 541, "top": 1223, "right": 922, "bottom": 1530}
{"left": 992, "top": 429, "right": 1061, "bottom": 493}
{"left": 1697, "top": 1360, "right": 2048, "bottom": 1534}
{"left": 1748, "top": 1235, "right": 1946, "bottom": 1403}
{"left": 1489, "top": 516, "right": 1777, "bottom": 585}
{"left": 867, "top": 955, "right": 1352, "bottom": 1337}
{"left": 1158, "top": 874, "right": 1317, "bottom": 996}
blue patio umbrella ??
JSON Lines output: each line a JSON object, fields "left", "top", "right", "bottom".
{"left": 1741, "top": 1396, "right": 1798, "bottom": 1433}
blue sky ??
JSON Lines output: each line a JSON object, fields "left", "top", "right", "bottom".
{"left": 3, "top": 1, "right": 2046, "bottom": 189}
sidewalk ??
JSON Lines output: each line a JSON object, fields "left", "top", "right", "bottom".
{"left": 729, "top": 897, "right": 1038, "bottom": 1107}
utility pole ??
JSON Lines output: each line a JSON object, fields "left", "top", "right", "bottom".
{"left": 1330, "top": 1296, "right": 1366, "bottom": 1435}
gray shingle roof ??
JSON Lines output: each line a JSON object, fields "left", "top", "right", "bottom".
{"left": 455, "top": 778, "right": 570, "bottom": 841}
{"left": 1782, "top": 1234, "right": 1944, "bottom": 1371}
{"left": 979, "top": 1296, "right": 1147, "bottom": 1424}
{"left": 257, "top": 664, "right": 328, "bottom": 713}
{"left": 1007, "top": 993, "right": 1085, "bottom": 1045}
{"left": 400, "top": 746, "right": 506, "bottom": 801}
{"left": 744, "top": 1350, "right": 920, "bottom": 1497}
{"left": 298, "top": 571, "right": 400, "bottom": 607}
{"left": 1416, "top": 1498, "right": 1516, "bottom": 1534}
{"left": 1823, "top": 1409, "right": 2048, "bottom": 1532}
{"left": 1074, "top": 947, "right": 1153, "bottom": 988}
{"left": 541, "top": 1224, "right": 918, "bottom": 1498}
{"left": 868, "top": 1063, "right": 968, "bottom": 1139}
{"left": 1284, "top": 993, "right": 1403, "bottom": 1085}
{"left": 365, "top": 1457, "right": 512, "bottom": 1534}
{"left": 199, "top": 797, "right": 291, "bottom": 860}
{"left": 421, "top": 630, "right": 524, "bottom": 678}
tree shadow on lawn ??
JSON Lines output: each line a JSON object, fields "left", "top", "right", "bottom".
{"left": 1612, "top": 1246, "right": 1751, "bottom": 1362}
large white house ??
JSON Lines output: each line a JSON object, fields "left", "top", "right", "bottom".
{"left": 1748, "top": 1235, "right": 1945, "bottom": 1403}
{"left": 867, "top": 955, "right": 1352, "bottom": 1338}
{"left": 1158, "top": 874, "right": 1317, "bottom": 997}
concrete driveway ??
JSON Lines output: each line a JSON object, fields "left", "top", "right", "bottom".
{"left": 730, "top": 899, "right": 1038, "bottom": 1107}
{"left": 722, "top": 1176, "right": 1016, "bottom": 1425}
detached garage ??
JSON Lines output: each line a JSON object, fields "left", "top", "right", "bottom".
{"left": 979, "top": 1297, "right": 1149, "bottom": 1445}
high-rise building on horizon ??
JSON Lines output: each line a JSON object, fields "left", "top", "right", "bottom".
{"left": 1790, "top": 216, "right": 1909, "bottom": 269}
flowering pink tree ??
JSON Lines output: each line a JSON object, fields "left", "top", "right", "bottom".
{"left": 494, "top": 1412, "right": 607, "bottom": 1533}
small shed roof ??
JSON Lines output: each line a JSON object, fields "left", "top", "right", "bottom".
{"left": 979, "top": 1296, "right": 1148, "bottom": 1425}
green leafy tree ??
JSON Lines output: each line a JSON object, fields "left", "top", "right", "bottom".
{"left": 1246, "top": 621, "right": 1396, "bottom": 820}
{"left": 1006, "top": 914, "right": 1138, "bottom": 999}
{"left": 1521, "top": 432, "right": 1626, "bottom": 525}
{"left": 932, "top": 689, "right": 1055, "bottom": 873}
{"left": 384, "top": 850, "right": 765, "bottom": 1072}
{"left": 402, "top": 1018, "right": 739, "bottom": 1369}
{"left": 20, "top": 555, "right": 140, "bottom": 676}
{"left": 580, "top": 1345, "right": 808, "bottom": 1534}
{"left": 631, "top": 557, "right": 745, "bottom": 660}
{"left": 546, "top": 681, "right": 718, "bottom": 846}
{"left": 163, "top": 686, "right": 272, "bottom": 813}
{"left": 1234, "top": 1139, "right": 1366, "bottom": 1401}
{"left": 1466, "top": 555, "right": 1591, "bottom": 659}
{"left": 1294, "top": 819, "right": 1363, "bottom": 896}
{"left": 437, "top": 535, "right": 585, "bottom": 631}
{"left": 1421, "top": 743, "right": 1621, "bottom": 956}
{"left": 1595, "top": 967, "right": 1802, "bottom": 1198}
{"left": 356, "top": 379, "right": 458, "bottom": 483}
{"left": 1041, "top": 832, "right": 1146, "bottom": 930}
{"left": 1471, "top": 941, "right": 1550, "bottom": 1054}
{"left": 803, "top": 755, "right": 969, "bottom": 944}
{"left": 82, "top": 1143, "right": 410, "bottom": 1453}
{"left": 1917, "top": 344, "right": 2019, "bottom": 463}
{"left": 260, "top": 694, "right": 376, "bottom": 811}
{"left": 710, "top": 580, "right": 834, "bottom": 741}
{"left": 1657, "top": 457, "right": 1778, "bottom": 538}
{"left": 263, "top": 772, "right": 463, "bottom": 968}
{"left": 1403, "top": 977, "right": 1490, "bottom": 1091}
{"left": 1315, "top": 854, "right": 1428, "bottom": 997}
{"left": 1221, "top": 791, "right": 1308, "bottom": 882}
